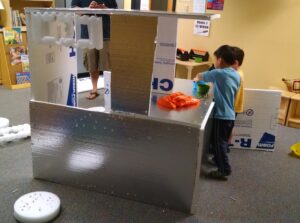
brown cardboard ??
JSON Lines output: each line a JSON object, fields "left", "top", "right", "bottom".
{"left": 110, "top": 15, "right": 157, "bottom": 114}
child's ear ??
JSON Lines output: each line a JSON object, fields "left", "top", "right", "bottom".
{"left": 216, "top": 57, "right": 223, "bottom": 67}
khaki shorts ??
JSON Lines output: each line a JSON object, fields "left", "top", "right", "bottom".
{"left": 84, "top": 40, "right": 111, "bottom": 73}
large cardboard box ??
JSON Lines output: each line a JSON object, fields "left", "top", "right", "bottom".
{"left": 231, "top": 89, "right": 281, "bottom": 151}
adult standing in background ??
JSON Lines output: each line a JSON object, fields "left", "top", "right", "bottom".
{"left": 71, "top": 0, "right": 118, "bottom": 99}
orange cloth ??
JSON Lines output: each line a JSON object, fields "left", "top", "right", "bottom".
{"left": 157, "top": 92, "right": 200, "bottom": 109}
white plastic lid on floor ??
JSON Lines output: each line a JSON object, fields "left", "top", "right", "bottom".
{"left": 14, "top": 191, "right": 61, "bottom": 223}
{"left": 0, "top": 117, "right": 9, "bottom": 129}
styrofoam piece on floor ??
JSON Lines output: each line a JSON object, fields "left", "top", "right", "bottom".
{"left": 0, "top": 124, "right": 31, "bottom": 143}
{"left": 87, "top": 106, "right": 106, "bottom": 112}
{"left": 0, "top": 117, "right": 9, "bottom": 129}
{"left": 14, "top": 191, "right": 60, "bottom": 223}
{"left": 77, "top": 76, "right": 104, "bottom": 93}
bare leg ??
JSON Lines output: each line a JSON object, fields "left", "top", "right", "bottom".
{"left": 86, "top": 70, "right": 100, "bottom": 100}
{"left": 90, "top": 71, "right": 99, "bottom": 93}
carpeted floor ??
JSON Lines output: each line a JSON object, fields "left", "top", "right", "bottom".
{"left": 0, "top": 86, "right": 299, "bottom": 223}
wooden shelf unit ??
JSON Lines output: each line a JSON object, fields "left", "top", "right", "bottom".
{"left": 0, "top": 28, "right": 30, "bottom": 89}
{"left": 1, "top": 0, "right": 53, "bottom": 27}
{"left": 278, "top": 91, "right": 296, "bottom": 125}
{"left": 0, "top": 0, "right": 54, "bottom": 89}
{"left": 286, "top": 94, "right": 300, "bottom": 128}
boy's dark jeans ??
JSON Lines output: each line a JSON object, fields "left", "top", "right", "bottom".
{"left": 211, "top": 118, "right": 234, "bottom": 175}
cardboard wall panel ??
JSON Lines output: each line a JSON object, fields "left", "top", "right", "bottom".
{"left": 110, "top": 15, "right": 157, "bottom": 114}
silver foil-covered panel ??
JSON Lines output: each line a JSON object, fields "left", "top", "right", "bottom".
{"left": 30, "top": 101, "right": 200, "bottom": 212}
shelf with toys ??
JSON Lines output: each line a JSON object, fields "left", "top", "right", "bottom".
{"left": 0, "top": 0, "right": 54, "bottom": 89}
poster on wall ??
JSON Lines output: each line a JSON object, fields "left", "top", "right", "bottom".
{"left": 206, "top": 0, "right": 224, "bottom": 10}
{"left": 193, "top": 0, "right": 206, "bottom": 13}
{"left": 194, "top": 20, "right": 210, "bottom": 36}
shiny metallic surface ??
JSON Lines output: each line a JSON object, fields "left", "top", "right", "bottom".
{"left": 30, "top": 99, "right": 214, "bottom": 212}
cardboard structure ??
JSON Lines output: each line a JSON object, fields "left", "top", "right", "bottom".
{"left": 26, "top": 8, "right": 219, "bottom": 213}
{"left": 230, "top": 89, "right": 281, "bottom": 151}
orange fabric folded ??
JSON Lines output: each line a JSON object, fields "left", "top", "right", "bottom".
{"left": 157, "top": 92, "right": 200, "bottom": 109}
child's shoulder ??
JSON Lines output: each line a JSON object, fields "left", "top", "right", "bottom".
{"left": 237, "top": 69, "right": 244, "bottom": 78}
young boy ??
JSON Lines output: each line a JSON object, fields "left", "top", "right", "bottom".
{"left": 194, "top": 45, "right": 240, "bottom": 180}
{"left": 227, "top": 47, "right": 245, "bottom": 148}
{"left": 232, "top": 47, "right": 245, "bottom": 115}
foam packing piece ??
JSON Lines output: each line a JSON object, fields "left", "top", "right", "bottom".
{"left": 14, "top": 191, "right": 61, "bottom": 223}
{"left": 41, "top": 36, "right": 57, "bottom": 45}
{"left": 77, "top": 15, "right": 90, "bottom": 24}
{"left": 0, "top": 117, "right": 9, "bottom": 129}
{"left": 57, "top": 38, "right": 76, "bottom": 47}
{"left": 56, "top": 13, "right": 74, "bottom": 23}
{"left": 40, "top": 12, "right": 56, "bottom": 22}
{"left": 0, "top": 124, "right": 31, "bottom": 143}
{"left": 76, "top": 39, "right": 94, "bottom": 49}
{"left": 56, "top": 13, "right": 75, "bottom": 38}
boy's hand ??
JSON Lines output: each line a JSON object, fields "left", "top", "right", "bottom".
{"left": 193, "top": 75, "right": 200, "bottom": 83}
{"left": 89, "top": 1, "right": 98, "bottom": 8}
{"left": 97, "top": 3, "right": 107, "bottom": 8}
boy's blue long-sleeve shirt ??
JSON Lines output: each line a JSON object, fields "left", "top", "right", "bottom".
{"left": 203, "top": 67, "right": 240, "bottom": 120}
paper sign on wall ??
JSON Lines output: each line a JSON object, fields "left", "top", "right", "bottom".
{"left": 193, "top": 0, "right": 206, "bottom": 13}
{"left": 152, "top": 17, "right": 178, "bottom": 94}
{"left": 140, "top": 0, "right": 150, "bottom": 10}
{"left": 194, "top": 20, "right": 210, "bottom": 36}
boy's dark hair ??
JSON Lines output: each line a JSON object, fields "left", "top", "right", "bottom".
{"left": 213, "top": 45, "right": 235, "bottom": 65}
{"left": 232, "top": 46, "right": 245, "bottom": 66}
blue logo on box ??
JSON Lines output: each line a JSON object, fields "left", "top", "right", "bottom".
{"left": 67, "top": 74, "right": 77, "bottom": 107}
{"left": 69, "top": 47, "right": 76, "bottom": 57}
{"left": 256, "top": 132, "right": 275, "bottom": 149}
{"left": 231, "top": 138, "right": 252, "bottom": 148}
{"left": 152, "top": 78, "right": 173, "bottom": 91}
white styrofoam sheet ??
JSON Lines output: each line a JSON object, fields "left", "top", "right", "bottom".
{"left": 230, "top": 88, "right": 281, "bottom": 151}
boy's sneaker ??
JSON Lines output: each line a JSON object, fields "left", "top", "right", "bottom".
{"left": 207, "top": 155, "right": 217, "bottom": 166}
{"left": 205, "top": 170, "right": 229, "bottom": 181}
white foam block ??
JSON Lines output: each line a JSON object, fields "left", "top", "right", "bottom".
{"left": 0, "top": 117, "right": 9, "bottom": 129}
{"left": 14, "top": 191, "right": 61, "bottom": 223}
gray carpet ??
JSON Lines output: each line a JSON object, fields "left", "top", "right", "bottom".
{"left": 1, "top": 86, "right": 300, "bottom": 223}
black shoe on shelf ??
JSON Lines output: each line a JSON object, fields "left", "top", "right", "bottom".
{"left": 205, "top": 170, "right": 229, "bottom": 181}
